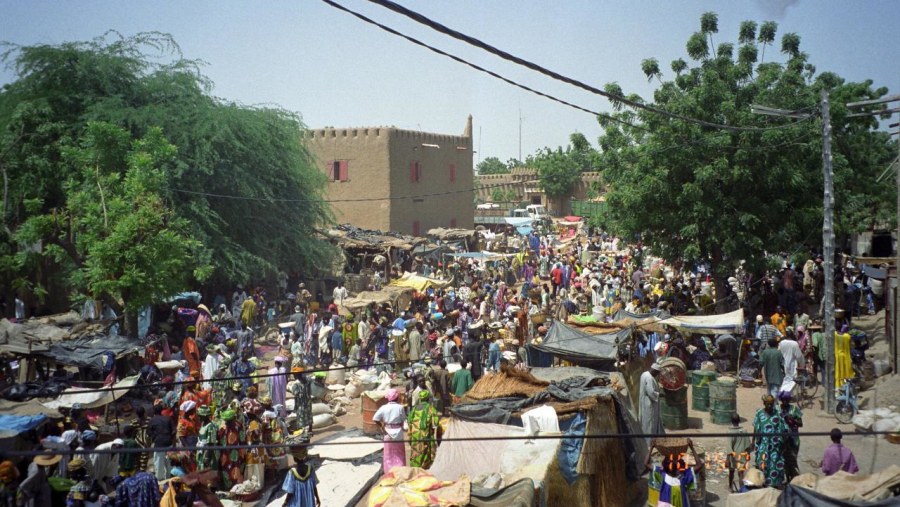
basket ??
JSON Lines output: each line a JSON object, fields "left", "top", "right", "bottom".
{"left": 531, "top": 313, "right": 547, "bottom": 325}
{"left": 652, "top": 437, "right": 690, "bottom": 458}
{"left": 886, "top": 433, "right": 900, "bottom": 445}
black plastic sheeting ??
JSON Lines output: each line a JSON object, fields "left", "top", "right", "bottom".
{"left": 41, "top": 334, "right": 143, "bottom": 369}
{"left": 469, "top": 478, "right": 536, "bottom": 507}
{"left": 532, "top": 321, "right": 625, "bottom": 369}
{"left": 779, "top": 485, "right": 900, "bottom": 507}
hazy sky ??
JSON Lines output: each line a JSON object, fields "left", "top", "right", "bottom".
{"left": 1, "top": 0, "right": 898, "bottom": 164}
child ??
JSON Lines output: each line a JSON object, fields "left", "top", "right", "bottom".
{"left": 283, "top": 447, "right": 320, "bottom": 507}
{"left": 726, "top": 413, "right": 752, "bottom": 493}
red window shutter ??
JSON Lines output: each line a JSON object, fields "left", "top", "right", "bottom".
{"left": 410, "top": 161, "right": 416, "bottom": 182}
{"left": 338, "top": 160, "right": 349, "bottom": 181}
{"left": 327, "top": 160, "right": 335, "bottom": 181}
{"left": 412, "top": 220, "right": 421, "bottom": 236}
{"left": 449, "top": 163, "right": 456, "bottom": 182}
{"left": 416, "top": 161, "right": 422, "bottom": 182}
{"left": 450, "top": 218, "right": 457, "bottom": 228}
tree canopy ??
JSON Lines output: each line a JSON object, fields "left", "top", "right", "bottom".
{"left": 0, "top": 32, "right": 334, "bottom": 318}
{"left": 595, "top": 15, "right": 895, "bottom": 287}
{"left": 476, "top": 156, "right": 510, "bottom": 175}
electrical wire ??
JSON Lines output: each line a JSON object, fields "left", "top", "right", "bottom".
{"left": 7, "top": 430, "right": 897, "bottom": 458}
{"left": 360, "top": 0, "right": 818, "bottom": 133}
{"left": 317, "top": 0, "right": 638, "bottom": 131}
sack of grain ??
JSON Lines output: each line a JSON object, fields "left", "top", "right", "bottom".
{"left": 311, "top": 403, "right": 331, "bottom": 416}
{"left": 312, "top": 413, "right": 336, "bottom": 429}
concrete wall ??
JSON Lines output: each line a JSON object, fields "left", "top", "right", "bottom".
{"left": 388, "top": 129, "right": 474, "bottom": 235}
{"left": 306, "top": 128, "right": 392, "bottom": 231}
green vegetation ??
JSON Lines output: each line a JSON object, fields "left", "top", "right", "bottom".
{"left": 0, "top": 33, "right": 335, "bottom": 327}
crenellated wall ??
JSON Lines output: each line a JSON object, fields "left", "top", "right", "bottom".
{"left": 305, "top": 117, "right": 474, "bottom": 235}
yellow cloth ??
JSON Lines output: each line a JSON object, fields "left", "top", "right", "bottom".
{"left": 834, "top": 332, "right": 852, "bottom": 388}
{"left": 771, "top": 313, "right": 788, "bottom": 335}
{"left": 240, "top": 298, "right": 257, "bottom": 327}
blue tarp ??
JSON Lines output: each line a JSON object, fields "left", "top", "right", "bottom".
{"left": 0, "top": 414, "right": 47, "bottom": 440}
{"left": 515, "top": 226, "right": 533, "bottom": 236}
{"left": 558, "top": 411, "right": 586, "bottom": 485}
{"left": 503, "top": 217, "right": 534, "bottom": 227}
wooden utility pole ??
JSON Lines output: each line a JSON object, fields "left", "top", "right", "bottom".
{"left": 821, "top": 90, "right": 836, "bottom": 413}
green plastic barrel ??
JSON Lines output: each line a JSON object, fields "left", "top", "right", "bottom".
{"left": 661, "top": 386, "right": 688, "bottom": 430}
{"left": 691, "top": 370, "right": 717, "bottom": 412}
{"left": 709, "top": 378, "right": 737, "bottom": 425}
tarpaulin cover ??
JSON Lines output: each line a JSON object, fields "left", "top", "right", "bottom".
{"left": 532, "top": 321, "right": 623, "bottom": 368}
{"left": 503, "top": 217, "right": 534, "bottom": 226}
{"left": 862, "top": 263, "right": 887, "bottom": 280}
{"left": 367, "top": 467, "right": 470, "bottom": 507}
{"left": 389, "top": 272, "right": 450, "bottom": 291}
{"left": 429, "top": 419, "right": 559, "bottom": 486}
{"left": 525, "top": 344, "right": 554, "bottom": 368}
{"left": 469, "top": 478, "right": 536, "bottom": 507}
{"left": 0, "top": 414, "right": 47, "bottom": 440}
{"left": 788, "top": 465, "right": 900, "bottom": 504}
{"left": 725, "top": 488, "right": 781, "bottom": 507}
{"left": 41, "top": 334, "right": 144, "bottom": 368}
{"left": 515, "top": 226, "right": 533, "bottom": 236}
{"left": 558, "top": 411, "right": 586, "bottom": 484}
{"left": 778, "top": 484, "right": 900, "bottom": 507}
{"left": 42, "top": 375, "right": 139, "bottom": 410}
{"left": 659, "top": 309, "right": 745, "bottom": 335}
{"left": 614, "top": 309, "right": 665, "bottom": 320}
{"left": 448, "top": 251, "right": 515, "bottom": 260}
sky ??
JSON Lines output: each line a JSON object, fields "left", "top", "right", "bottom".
{"left": 1, "top": 0, "right": 898, "bottom": 165}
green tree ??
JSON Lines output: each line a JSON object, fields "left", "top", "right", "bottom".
{"left": 476, "top": 156, "right": 510, "bottom": 175}
{"left": 0, "top": 33, "right": 334, "bottom": 313}
{"left": 15, "top": 122, "right": 207, "bottom": 335}
{"left": 596, "top": 14, "right": 895, "bottom": 307}
{"left": 534, "top": 147, "right": 581, "bottom": 199}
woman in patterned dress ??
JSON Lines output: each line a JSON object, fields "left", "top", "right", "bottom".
{"left": 216, "top": 409, "right": 246, "bottom": 489}
{"left": 751, "top": 394, "right": 788, "bottom": 487}
{"left": 407, "top": 390, "right": 441, "bottom": 468}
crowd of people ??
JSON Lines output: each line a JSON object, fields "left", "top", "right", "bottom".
{"left": 2, "top": 221, "right": 880, "bottom": 506}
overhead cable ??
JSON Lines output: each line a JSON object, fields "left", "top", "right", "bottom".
{"left": 361, "top": 0, "right": 816, "bottom": 133}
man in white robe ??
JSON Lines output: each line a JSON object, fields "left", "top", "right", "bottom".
{"left": 639, "top": 362, "right": 665, "bottom": 445}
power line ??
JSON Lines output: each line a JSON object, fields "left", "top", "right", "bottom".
{"left": 317, "top": 0, "right": 638, "bottom": 131}
{"left": 360, "top": 0, "right": 816, "bottom": 133}
{"left": 7, "top": 430, "right": 896, "bottom": 458}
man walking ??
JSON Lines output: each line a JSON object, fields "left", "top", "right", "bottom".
{"left": 640, "top": 363, "right": 664, "bottom": 445}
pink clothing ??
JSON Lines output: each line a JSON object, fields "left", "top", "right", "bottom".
{"left": 821, "top": 443, "right": 859, "bottom": 476}
{"left": 382, "top": 435, "right": 407, "bottom": 473}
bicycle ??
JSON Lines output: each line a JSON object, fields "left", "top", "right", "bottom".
{"left": 835, "top": 377, "right": 860, "bottom": 424}
{"left": 794, "top": 366, "right": 818, "bottom": 408}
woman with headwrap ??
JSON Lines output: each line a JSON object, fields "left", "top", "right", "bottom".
{"left": 372, "top": 389, "right": 407, "bottom": 473}
{"left": 407, "top": 390, "right": 441, "bottom": 469}
{"left": 176, "top": 401, "right": 200, "bottom": 448}
{"left": 216, "top": 409, "right": 246, "bottom": 489}
{"left": 752, "top": 394, "right": 788, "bottom": 487}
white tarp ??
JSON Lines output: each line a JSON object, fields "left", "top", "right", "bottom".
{"left": 659, "top": 309, "right": 744, "bottom": 335}
{"left": 42, "top": 375, "right": 139, "bottom": 410}
{"left": 429, "top": 418, "right": 559, "bottom": 484}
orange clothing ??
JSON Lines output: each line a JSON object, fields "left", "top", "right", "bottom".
{"left": 183, "top": 337, "right": 201, "bottom": 374}
{"left": 771, "top": 313, "right": 788, "bottom": 336}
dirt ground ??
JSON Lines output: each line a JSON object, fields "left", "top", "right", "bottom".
{"left": 255, "top": 312, "right": 900, "bottom": 507}
{"left": 664, "top": 310, "right": 900, "bottom": 506}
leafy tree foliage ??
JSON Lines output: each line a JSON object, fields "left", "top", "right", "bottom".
{"left": 476, "top": 156, "right": 510, "bottom": 175}
{"left": 0, "top": 33, "right": 334, "bottom": 314}
{"left": 534, "top": 133, "right": 600, "bottom": 199}
{"left": 595, "top": 14, "right": 895, "bottom": 300}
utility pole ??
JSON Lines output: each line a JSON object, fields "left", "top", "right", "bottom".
{"left": 518, "top": 107, "right": 523, "bottom": 162}
{"left": 821, "top": 90, "right": 836, "bottom": 413}
{"left": 751, "top": 94, "right": 836, "bottom": 411}
{"left": 847, "top": 94, "right": 900, "bottom": 374}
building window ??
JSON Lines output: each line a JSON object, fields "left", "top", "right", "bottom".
{"left": 450, "top": 218, "right": 457, "bottom": 228}
{"left": 328, "top": 160, "right": 349, "bottom": 182}
{"left": 412, "top": 220, "right": 421, "bottom": 236}
{"left": 410, "top": 161, "right": 422, "bottom": 183}
{"left": 449, "top": 163, "right": 456, "bottom": 183}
